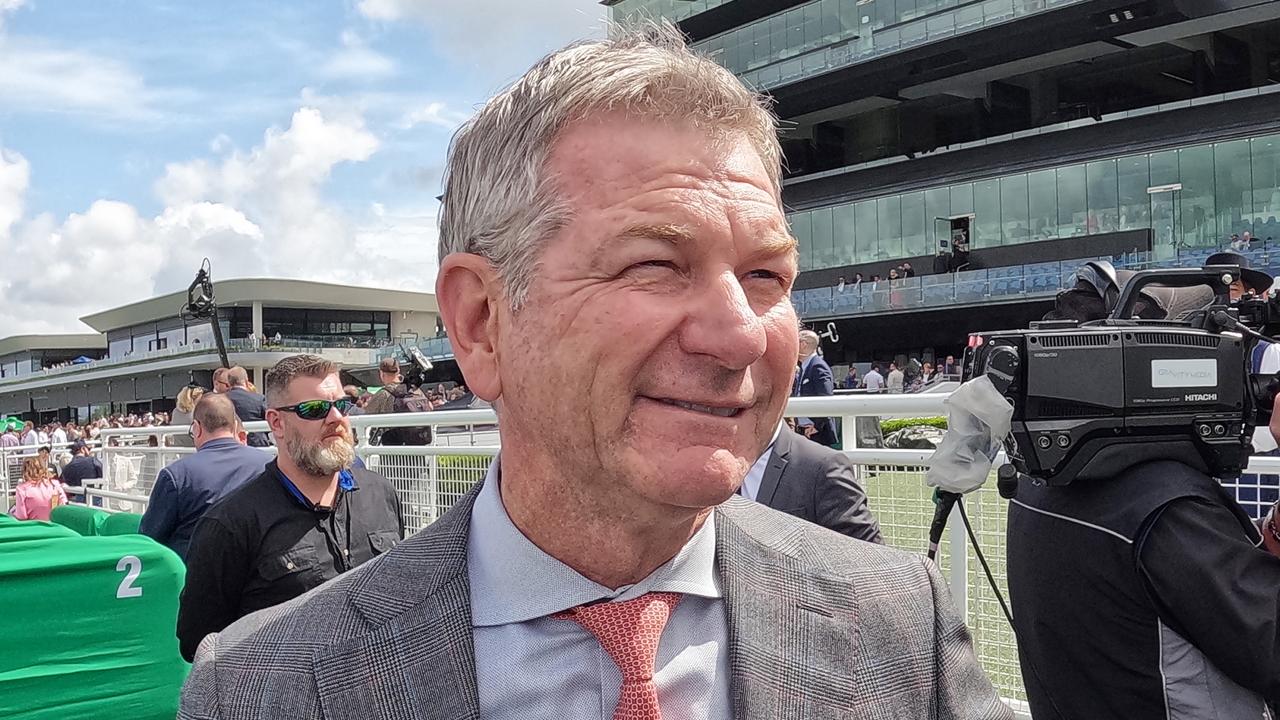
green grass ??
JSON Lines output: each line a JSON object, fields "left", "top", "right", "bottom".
{"left": 861, "top": 467, "right": 1025, "bottom": 702}
{"left": 880, "top": 416, "right": 948, "bottom": 434}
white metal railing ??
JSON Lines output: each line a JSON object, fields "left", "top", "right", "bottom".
{"left": 67, "top": 396, "right": 1280, "bottom": 717}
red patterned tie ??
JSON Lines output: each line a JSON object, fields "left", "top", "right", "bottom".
{"left": 554, "top": 592, "right": 683, "bottom": 720}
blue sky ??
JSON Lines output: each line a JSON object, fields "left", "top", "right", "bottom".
{"left": 0, "top": 0, "right": 606, "bottom": 334}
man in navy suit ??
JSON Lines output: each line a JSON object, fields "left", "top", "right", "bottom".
{"left": 794, "top": 329, "right": 837, "bottom": 447}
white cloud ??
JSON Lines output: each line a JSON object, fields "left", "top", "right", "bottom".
{"left": 0, "top": 106, "right": 441, "bottom": 336}
{"left": 357, "top": 0, "right": 606, "bottom": 83}
{"left": 0, "top": 0, "right": 26, "bottom": 32}
{"left": 321, "top": 30, "right": 397, "bottom": 80}
{"left": 397, "top": 101, "right": 471, "bottom": 131}
{"left": 0, "top": 147, "right": 28, "bottom": 237}
{"left": 0, "top": 36, "right": 184, "bottom": 122}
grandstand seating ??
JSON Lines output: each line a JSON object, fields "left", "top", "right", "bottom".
{"left": 0, "top": 517, "right": 188, "bottom": 720}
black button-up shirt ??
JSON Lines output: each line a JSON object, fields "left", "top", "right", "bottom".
{"left": 177, "top": 460, "right": 403, "bottom": 661}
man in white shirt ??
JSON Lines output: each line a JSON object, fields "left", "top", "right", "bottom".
{"left": 51, "top": 422, "right": 67, "bottom": 446}
{"left": 863, "top": 364, "right": 885, "bottom": 392}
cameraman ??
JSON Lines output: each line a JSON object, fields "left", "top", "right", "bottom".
{"left": 363, "top": 357, "right": 433, "bottom": 446}
{"left": 1006, "top": 273, "right": 1280, "bottom": 719}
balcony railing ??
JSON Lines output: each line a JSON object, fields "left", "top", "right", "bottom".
{"left": 378, "top": 336, "right": 455, "bottom": 363}
{"left": 794, "top": 244, "right": 1280, "bottom": 319}
{"left": 721, "top": 0, "right": 1089, "bottom": 92}
{"left": 0, "top": 337, "right": 341, "bottom": 386}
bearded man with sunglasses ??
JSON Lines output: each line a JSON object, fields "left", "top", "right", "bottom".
{"left": 177, "top": 354, "right": 403, "bottom": 662}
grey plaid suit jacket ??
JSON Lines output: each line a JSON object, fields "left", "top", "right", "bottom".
{"left": 179, "top": 485, "right": 1013, "bottom": 719}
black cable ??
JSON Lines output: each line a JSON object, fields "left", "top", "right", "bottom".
{"left": 957, "top": 498, "right": 1014, "bottom": 627}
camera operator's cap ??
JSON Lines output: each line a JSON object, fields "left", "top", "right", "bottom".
{"left": 69, "top": 439, "right": 87, "bottom": 452}
{"left": 1205, "top": 251, "right": 1273, "bottom": 294}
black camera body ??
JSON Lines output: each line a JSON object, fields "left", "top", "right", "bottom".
{"left": 400, "top": 344, "right": 434, "bottom": 390}
{"left": 965, "top": 266, "right": 1279, "bottom": 484}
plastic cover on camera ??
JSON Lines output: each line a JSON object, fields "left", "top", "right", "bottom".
{"left": 926, "top": 375, "right": 1014, "bottom": 494}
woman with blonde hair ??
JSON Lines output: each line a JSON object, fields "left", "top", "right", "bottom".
{"left": 13, "top": 456, "right": 67, "bottom": 521}
{"left": 170, "top": 384, "right": 205, "bottom": 447}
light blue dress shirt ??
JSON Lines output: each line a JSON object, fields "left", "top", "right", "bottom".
{"left": 467, "top": 459, "right": 732, "bottom": 719}
{"left": 740, "top": 423, "right": 784, "bottom": 501}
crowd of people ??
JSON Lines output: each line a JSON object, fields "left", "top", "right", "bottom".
{"left": 834, "top": 261, "right": 917, "bottom": 293}
{"left": 839, "top": 354, "right": 961, "bottom": 393}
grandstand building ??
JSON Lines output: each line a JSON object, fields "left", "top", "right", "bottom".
{"left": 609, "top": 0, "right": 1280, "bottom": 367}
{"left": 0, "top": 278, "right": 442, "bottom": 423}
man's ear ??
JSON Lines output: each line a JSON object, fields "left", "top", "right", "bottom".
{"left": 265, "top": 408, "right": 287, "bottom": 437}
{"left": 436, "top": 253, "right": 503, "bottom": 401}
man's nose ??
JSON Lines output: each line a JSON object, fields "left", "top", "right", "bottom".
{"left": 678, "top": 272, "right": 767, "bottom": 370}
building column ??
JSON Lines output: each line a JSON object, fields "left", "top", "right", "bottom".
{"left": 251, "top": 301, "right": 264, "bottom": 341}
{"left": 253, "top": 366, "right": 263, "bottom": 389}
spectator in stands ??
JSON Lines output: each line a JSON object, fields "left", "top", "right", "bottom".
{"left": 943, "top": 354, "right": 959, "bottom": 377}
{"left": 0, "top": 425, "right": 17, "bottom": 448}
{"left": 178, "top": 26, "right": 1006, "bottom": 720}
{"left": 212, "top": 367, "right": 231, "bottom": 393}
{"left": 35, "top": 446, "right": 59, "bottom": 478}
{"left": 224, "top": 366, "right": 272, "bottom": 447}
{"left": 902, "top": 261, "right": 915, "bottom": 278}
{"left": 863, "top": 363, "right": 885, "bottom": 392}
{"left": 36, "top": 425, "right": 50, "bottom": 445}
{"left": 13, "top": 457, "right": 67, "bottom": 521}
{"left": 794, "top": 329, "right": 838, "bottom": 447}
{"left": 843, "top": 365, "right": 859, "bottom": 389}
{"left": 836, "top": 275, "right": 846, "bottom": 292}
{"left": 177, "top": 354, "right": 402, "bottom": 661}
{"left": 169, "top": 385, "right": 205, "bottom": 448}
{"left": 741, "top": 421, "right": 882, "bottom": 542}
{"left": 140, "top": 394, "right": 268, "bottom": 562}
{"left": 887, "top": 361, "right": 905, "bottom": 393}
{"left": 60, "top": 440, "right": 102, "bottom": 500}
{"left": 922, "top": 361, "right": 937, "bottom": 383}
{"left": 50, "top": 422, "right": 67, "bottom": 446}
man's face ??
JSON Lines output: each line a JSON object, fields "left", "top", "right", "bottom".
{"left": 213, "top": 372, "right": 230, "bottom": 393}
{"left": 797, "top": 338, "right": 815, "bottom": 363}
{"left": 484, "top": 116, "right": 798, "bottom": 509}
{"left": 266, "top": 372, "right": 355, "bottom": 476}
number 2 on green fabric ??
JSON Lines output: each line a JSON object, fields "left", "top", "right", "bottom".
{"left": 116, "top": 555, "right": 143, "bottom": 598}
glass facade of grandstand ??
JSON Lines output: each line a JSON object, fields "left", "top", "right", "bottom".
{"left": 791, "top": 133, "right": 1280, "bottom": 272}
{"left": 690, "top": 0, "right": 1086, "bottom": 90}
{"left": 103, "top": 308, "right": 392, "bottom": 361}
{"left": 608, "top": 0, "right": 735, "bottom": 23}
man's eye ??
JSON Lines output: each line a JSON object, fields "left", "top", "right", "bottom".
{"left": 630, "top": 260, "right": 678, "bottom": 271}
{"left": 746, "top": 269, "right": 784, "bottom": 281}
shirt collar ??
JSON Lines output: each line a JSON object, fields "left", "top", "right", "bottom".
{"left": 467, "top": 456, "right": 721, "bottom": 628}
{"left": 275, "top": 463, "right": 357, "bottom": 512}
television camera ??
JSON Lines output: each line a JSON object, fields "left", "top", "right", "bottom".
{"left": 964, "top": 265, "right": 1280, "bottom": 486}
{"left": 398, "top": 344, "right": 434, "bottom": 390}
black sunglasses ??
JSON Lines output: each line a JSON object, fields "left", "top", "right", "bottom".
{"left": 272, "top": 398, "right": 356, "bottom": 421}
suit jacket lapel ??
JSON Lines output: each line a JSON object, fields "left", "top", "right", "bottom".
{"left": 756, "top": 431, "right": 791, "bottom": 508}
{"left": 313, "top": 485, "right": 483, "bottom": 720}
{"left": 717, "top": 501, "right": 858, "bottom": 718}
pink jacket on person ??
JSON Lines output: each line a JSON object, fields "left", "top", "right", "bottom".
{"left": 13, "top": 481, "right": 68, "bottom": 522}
